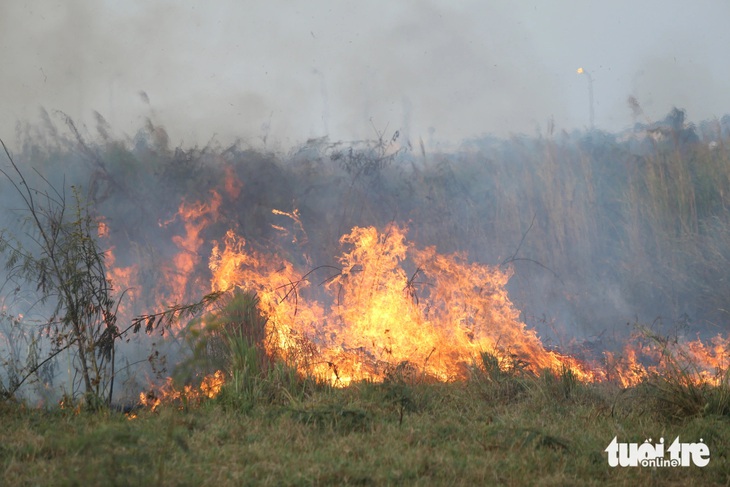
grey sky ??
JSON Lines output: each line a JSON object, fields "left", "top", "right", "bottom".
{"left": 2, "top": 1, "right": 729, "bottom": 149}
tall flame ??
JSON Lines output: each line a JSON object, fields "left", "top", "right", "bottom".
{"left": 208, "top": 223, "right": 595, "bottom": 385}
{"left": 166, "top": 190, "right": 222, "bottom": 302}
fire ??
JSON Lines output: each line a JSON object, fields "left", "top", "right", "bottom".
{"left": 100, "top": 191, "right": 227, "bottom": 324}
{"left": 208, "top": 223, "right": 595, "bottom": 385}
{"left": 208, "top": 228, "right": 323, "bottom": 362}
{"left": 166, "top": 190, "right": 223, "bottom": 302}
{"left": 97, "top": 220, "right": 109, "bottom": 238}
{"left": 94, "top": 191, "right": 727, "bottom": 408}
{"left": 271, "top": 208, "right": 308, "bottom": 245}
{"left": 223, "top": 164, "right": 243, "bottom": 200}
{"left": 687, "top": 335, "right": 730, "bottom": 383}
{"left": 606, "top": 334, "right": 730, "bottom": 388}
{"left": 105, "top": 246, "right": 139, "bottom": 314}
{"left": 202, "top": 221, "right": 728, "bottom": 389}
{"left": 576, "top": 67, "right": 584, "bottom": 74}
{"left": 139, "top": 370, "right": 226, "bottom": 412}
{"left": 58, "top": 397, "right": 81, "bottom": 415}
{"left": 200, "top": 369, "right": 226, "bottom": 398}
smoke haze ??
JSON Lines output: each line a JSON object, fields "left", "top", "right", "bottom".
{"left": 2, "top": 1, "right": 730, "bottom": 148}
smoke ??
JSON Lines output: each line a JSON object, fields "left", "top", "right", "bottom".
{"left": 4, "top": 1, "right": 730, "bottom": 149}
{"left": 630, "top": 56, "right": 725, "bottom": 125}
{"left": 0, "top": 2, "right": 602, "bottom": 147}
{"left": 2, "top": 1, "right": 730, "bottom": 401}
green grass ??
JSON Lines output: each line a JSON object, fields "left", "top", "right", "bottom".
{"left": 2, "top": 369, "right": 729, "bottom": 486}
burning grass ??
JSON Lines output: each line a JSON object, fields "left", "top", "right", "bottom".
{"left": 133, "top": 220, "right": 728, "bottom": 414}
{"left": 121, "top": 218, "right": 730, "bottom": 420}
{"left": 200, "top": 222, "right": 600, "bottom": 387}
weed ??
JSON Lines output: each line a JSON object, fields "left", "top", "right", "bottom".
{"left": 469, "top": 350, "right": 532, "bottom": 404}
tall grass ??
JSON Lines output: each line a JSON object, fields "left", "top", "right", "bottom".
{"left": 181, "top": 289, "right": 322, "bottom": 411}
{"left": 4, "top": 109, "right": 730, "bottom": 406}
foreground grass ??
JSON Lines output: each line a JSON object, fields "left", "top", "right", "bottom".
{"left": 2, "top": 374, "right": 729, "bottom": 487}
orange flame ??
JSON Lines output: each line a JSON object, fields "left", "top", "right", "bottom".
{"left": 209, "top": 223, "right": 596, "bottom": 385}
{"left": 223, "top": 164, "right": 243, "bottom": 200}
{"left": 139, "top": 370, "right": 226, "bottom": 411}
{"left": 165, "top": 190, "right": 222, "bottom": 303}
{"left": 97, "top": 220, "right": 109, "bottom": 238}
{"left": 606, "top": 334, "right": 730, "bottom": 388}
{"left": 105, "top": 245, "right": 139, "bottom": 317}
{"left": 98, "top": 193, "right": 727, "bottom": 405}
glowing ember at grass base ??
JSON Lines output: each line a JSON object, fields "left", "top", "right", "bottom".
{"left": 139, "top": 370, "right": 226, "bottom": 412}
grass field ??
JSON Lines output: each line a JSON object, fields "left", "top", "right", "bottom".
{"left": 2, "top": 360, "right": 729, "bottom": 486}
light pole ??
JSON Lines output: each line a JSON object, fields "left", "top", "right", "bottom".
{"left": 576, "top": 67, "right": 594, "bottom": 129}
